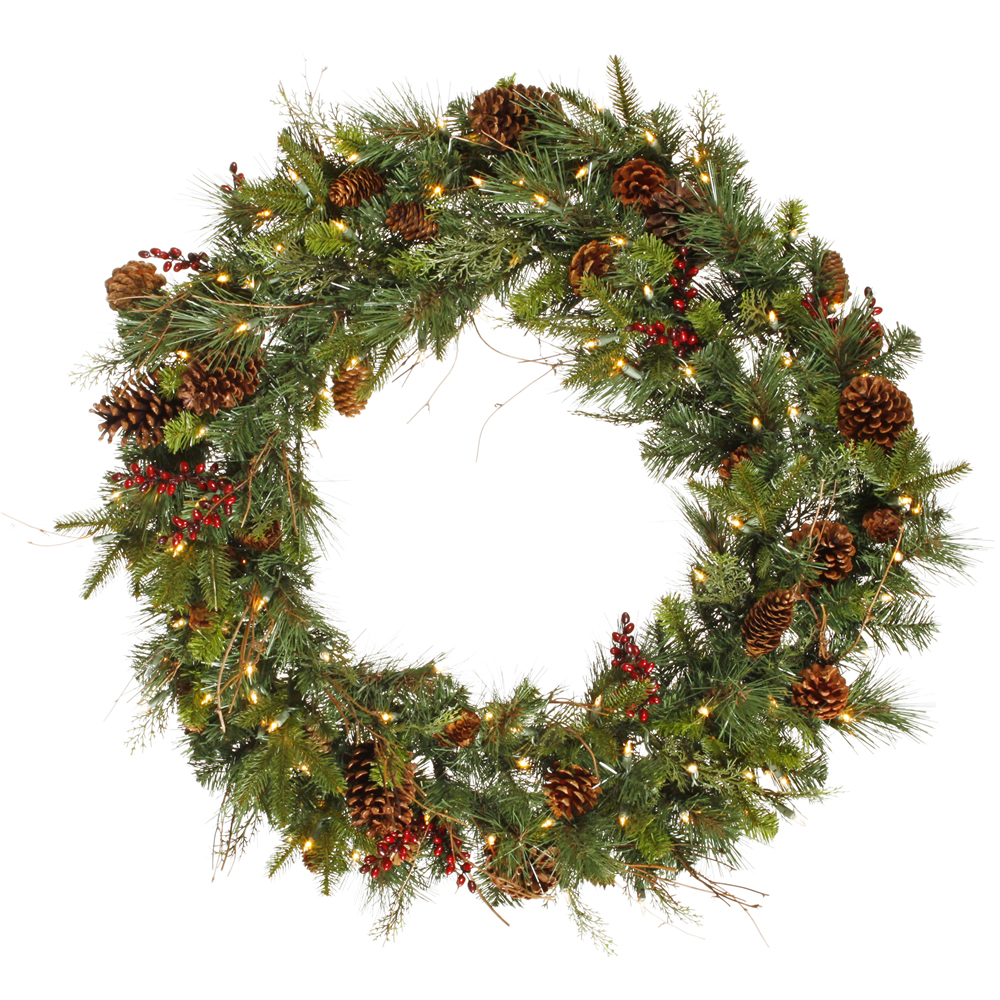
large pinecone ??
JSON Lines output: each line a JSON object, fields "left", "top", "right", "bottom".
{"left": 645, "top": 178, "right": 703, "bottom": 246}
{"left": 611, "top": 158, "right": 668, "bottom": 210}
{"left": 331, "top": 362, "right": 370, "bottom": 417}
{"left": 345, "top": 742, "right": 416, "bottom": 839}
{"left": 544, "top": 764, "right": 600, "bottom": 820}
{"left": 187, "top": 604, "right": 214, "bottom": 630}
{"left": 91, "top": 376, "right": 179, "bottom": 449}
{"left": 568, "top": 240, "right": 615, "bottom": 295}
{"left": 385, "top": 201, "right": 439, "bottom": 241}
{"left": 328, "top": 166, "right": 385, "bottom": 208}
{"left": 787, "top": 520, "right": 856, "bottom": 587}
{"left": 742, "top": 589, "right": 796, "bottom": 658}
{"left": 434, "top": 709, "right": 481, "bottom": 748}
{"left": 791, "top": 663, "right": 850, "bottom": 720}
{"left": 718, "top": 444, "right": 753, "bottom": 481}
{"left": 468, "top": 85, "right": 556, "bottom": 149}
{"left": 863, "top": 507, "right": 903, "bottom": 543}
{"left": 818, "top": 250, "right": 850, "bottom": 305}
{"left": 105, "top": 260, "right": 167, "bottom": 312}
{"left": 483, "top": 839, "right": 559, "bottom": 899}
{"left": 233, "top": 520, "right": 282, "bottom": 551}
{"left": 837, "top": 375, "right": 913, "bottom": 449}
{"left": 176, "top": 357, "right": 261, "bottom": 416}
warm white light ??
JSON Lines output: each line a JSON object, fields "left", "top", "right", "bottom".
{"left": 471, "top": 176, "right": 483, "bottom": 187}
{"left": 274, "top": 243, "right": 284, "bottom": 252}
{"left": 752, "top": 416, "right": 762, "bottom": 429}
{"left": 303, "top": 840, "right": 313, "bottom": 851}
{"left": 782, "top": 352, "right": 794, "bottom": 366}
{"left": 693, "top": 569, "right": 706, "bottom": 581}
{"left": 680, "top": 811, "right": 691, "bottom": 824}
{"left": 643, "top": 284, "right": 654, "bottom": 299}
{"left": 683, "top": 366, "right": 694, "bottom": 377}
{"left": 893, "top": 551, "right": 904, "bottom": 563}
{"left": 171, "top": 618, "right": 186, "bottom": 630}
{"left": 541, "top": 819, "right": 554, "bottom": 828}
{"left": 256, "top": 209, "right": 271, "bottom": 219}
{"left": 788, "top": 406, "right": 799, "bottom": 419}
{"left": 267, "top": 720, "right": 280, "bottom": 732}
{"left": 347, "top": 153, "right": 359, "bottom": 162}
{"left": 320, "top": 651, "right": 331, "bottom": 662}
{"left": 644, "top": 130, "right": 656, "bottom": 143}
{"left": 533, "top": 193, "right": 547, "bottom": 205}
{"left": 381, "top": 713, "right": 393, "bottom": 722}
{"left": 201, "top": 694, "right": 213, "bottom": 705}
{"left": 686, "top": 763, "right": 699, "bottom": 774}
{"left": 485, "top": 712, "right": 493, "bottom": 720}
{"left": 730, "top": 517, "right": 743, "bottom": 529}
{"left": 235, "top": 322, "right": 249, "bottom": 333}
{"left": 743, "top": 770, "right": 755, "bottom": 781}
{"left": 768, "top": 310, "right": 778, "bottom": 325}
{"left": 697, "top": 706, "right": 710, "bottom": 717}
{"left": 623, "top": 741, "right": 632, "bottom": 756}
{"left": 575, "top": 165, "right": 589, "bottom": 179}
{"left": 619, "top": 814, "right": 628, "bottom": 827}
{"left": 486, "top": 834, "right": 496, "bottom": 847}
{"left": 517, "top": 758, "right": 531, "bottom": 769}
{"left": 700, "top": 173, "right": 709, "bottom": 182}
{"left": 431, "top": 185, "right": 443, "bottom": 197}
{"left": 249, "top": 691, "right": 258, "bottom": 704}
{"left": 216, "top": 274, "right": 230, "bottom": 283}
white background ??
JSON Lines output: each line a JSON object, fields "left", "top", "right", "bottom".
{"left": 2, "top": 2, "right": 996, "bottom": 996}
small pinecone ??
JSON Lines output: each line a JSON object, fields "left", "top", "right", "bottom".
{"left": 791, "top": 663, "right": 850, "bottom": 720}
{"left": 787, "top": 520, "right": 856, "bottom": 587}
{"left": 543, "top": 764, "right": 600, "bottom": 820}
{"left": 302, "top": 848, "right": 323, "bottom": 874}
{"left": 385, "top": 201, "right": 438, "bottom": 242}
{"left": 105, "top": 260, "right": 167, "bottom": 312}
{"left": 176, "top": 357, "right": 261, "bottom": 416}
{"left": 568, "top": 240, "right": 615, "bottom": 295}
{"left": 331, "top": 363, "right": 370, "bottom": 417}
{"left": 645, "top": 178, "right": 703, "bottom": 245}
{"left": 837, "top": 375, "right": 914, "bottom": 450}
{"left": 187, "top": 604, "right": 213, "bottom": 630}
{"left": 483, "top": 839, "right": 559, "bottom": 899}
{"left": 91, "top": 376, "right": 179, "bottom": 449}
{"left": 863, "top": 507, "right": 903, "bottom": 543}
{"left": 718, "top": 445, "right": 752, "bottom": 481}
{"left": 234, "top": 520, "right": 282, "bottom": 551}
{"left": 345, "top": 742, "right": 416, "bottom": 839}
{"left": 818, "top": 250, "right": 850, "bottom": 305}
{"left": 328, "top": 166, "right": 386, "bottom": 208}
{"left": 435, "top": 709, "right": 481, "bottom": 748}
{"left": 742, "top": 589, "right": 796, "bottom": 658}
{"left": 611, "top": 158, "right": 668, "bottom": 210}
{"left": 468, "top": 85, "right": 555, "bottom": 149}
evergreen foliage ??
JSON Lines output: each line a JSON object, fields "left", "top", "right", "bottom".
{"left": 61, "top": 59, "right": 969, "bottom": 945}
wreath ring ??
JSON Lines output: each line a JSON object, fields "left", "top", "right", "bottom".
{"left": 64, "top": 59, "right": 968, "bottom": 942}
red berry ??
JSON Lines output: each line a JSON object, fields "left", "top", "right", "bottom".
{"left": 624, "top": 622, "right": 635, "bottom": 634}
{"left": 166, "top": 484, "right": 176, "bottom": 496}
{"left": 687, "top": 266, "right": 700, "bottom": 277}
{"left": 134, "top": 475, "right": 145, "bottom": 485}
{"left": 639, "top": 708, "right": 649, "bottom": 723}
{"left": 236, "top": 173, "right": 245, "bottom": 184}
{"left": 457, "top": 875, "right": 466, "bottom": 886}
{"left": 195, "top": 463, "right": 206, "bottom": 474}
{"left": 653, "top": 321, "right": 665, "bottom": 334}
{"left": 207, "top": 480, "right": 218, "bottom": 492}
{"left": 672, "top": 258, "right": 683, "bottom": 269}
{"left": 223, "top": 482, "right": 234, "bottom": 494}
{"left": 672, "top": 298, "right": 685, "bottom": 311}
{"left": 685, "top": 288, "right": 697, "bottom": 300}
{"left": 873, "top": 306, "right": 883, "bottom": 315}
{"left": 188, "top": 529, "right": 199, "bottom": 541}
{"left": 370, "top": 868, "right": 380, "bottom": 879}
{"left": 172, "top": 532, "right": 183, "bottom": 545}
{"left": 381, "top": 859, "right": 392, "bottom": 871}
{"left": 621, "top": 612, "right": 630, "bottom": 624}
{"left": 130, "top": 462, "right": 140, "bottom": 474}
{"left": 632, "top": 321, "right": 646, "bottom": 331}
{"left": 649, "top": 695, "right": 661, "bottom": 705}
{"left": 171, "top": 517, "right": 187, "bottom": 528}
{"left": 150, "top": 249, "right": 161, "bottom": 257}
{"left": 157, "top": 535, "right": 168, "bottom": 545}
{"left": 688, "top": 334, "right": 700, "bottom": 347}
{"left": 468, "top": 880, "right": 477, "bottom": 893}
{"left": 461, "top": 862, "right": 472, "bottom": 872}
{"left": 163, "top": 262, "right": 172, "bottom": 272}
{"left": 192, "top": 510, "right": 202, "bottom": 521}
{"left": 123, "top": 479, "right": 134, "bottom": 489}
{"left": 669, "top": 276, "right": 680, "bottom": 288}
{"left": 229, "top": 162, "right": 238, "bottom": 173}
{"left": 625, "top": 707, "right": 636, "bottom": 718}
{"left": 156, "top": 483, "right": 167, "bottom": 494}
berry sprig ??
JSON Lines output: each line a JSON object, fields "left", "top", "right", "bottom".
{"left": 136, "top": 246, "right": 210, "bottom": 273}
{"left": 632, "top": 248, "right": 703, "bottom": 360}
{"left": 220, "top": 161, "right": 246, "bottom": 193}
{"left": 610, "top": 612, "right": 661, "bottom": 723}
{"left": 358, "top": 819, "right": 478, "bottom": 893}
{"left": 110, "top": 460, "right": 239, "bottom": 545}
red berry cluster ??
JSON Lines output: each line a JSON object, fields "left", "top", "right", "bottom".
{"left": 359, "top": 819, "right": 477, "bottom": 893}
{"left": 110, "top": 461, "right": 238, "bottom": 545}
{"left": 610, "top": 612, "right": 661, "bottom": 723}
{"left": 220, "top": 161, "right": 246, "bottom": 194}
{"left": 136, "top": 247, "right": 210, "bottom": 273}
{"left": 801, "top": 288, "right": 883, "bottom": 338}
{"left": 633, "top": 249, "right": 703, "bottom": 359}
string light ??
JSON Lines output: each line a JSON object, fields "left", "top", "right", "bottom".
{"left": 680, "top": 811, "right": 691, "bottom": 824}
{"left": 320, "top": 651, "right": 331, "bottom": 662}
{"left": 533, "top": 193, "right": 547, "bottom": 205}
{"left": 541, "top": 818, "right": 554, "bottom": 828}
{"left": 171, "top": 618, "right": 186, "bottom": 630}
{"left": 879, "top": 591, "right": 894, "bottom": 604}
{"left": 898, "top": 495, "right": 913, "bottom": 508}
{"left": 249, "top": 691, "right": 258, "bottom": 704}
{"left": 782, "top": 352, "right": 794, "bottom": 366}
{"left": 697, "top": 705, "right": 710, "bottom": 717}
{"left": 176, "top": 350, "right": 190, "bottom": 360}
{"left": 730, "top": 517, "right": 743, "bottom": 529}
{"left": 623, "top": 741, "right": 633, "bottom": 756}
{"left": 274, "top": 243, "right": 284, "bottom": 252}
{"left": 381, "top": 712, "right": 393, "bottom": 722}
{"left": 841, "top": 712, "right": 853, "bottom": 723}
{"left": 242, "top": 278, "right": 255, "bottom": 289}
{"left": 351, "top": 850, "right": 362, "bottom": 861}
{"left": 267, "top": 720, "right": 280, "bottom": 732}
{"left": 256, "top": 209, "right": 272, "bottom": 219}
{"left": 686, "top": 763, "right": 699, "bottom": 774}
{"left": 332, "top": 220, "right": 347, "bottom": 231}
{"left": 201, "top": 694, "right": 213, "bottom": 705}
{"left": 254, "top": 596, "right": 268, "bottom": 612}
{"left": 788, "top": 406, "right": 799, "bottom": 419}
{"left": 693, "top": 568, "right": 707, "bottom": 582}
{"left": 768, "top": 310, "right": 778, "bottom": 328}
{"left": 644, "top": 130, "right": 656, "bottom": 143}
{"left": 585, "top": 339, "right": 598, "bottom": 350}
{"left": 752, "top": 416, "right": 762, "bottom": 429}
{"left": 245, "top": 661, "right": 255, "bottom": 677}
{"left": 431, "top": 185, "right": 444, "bottom": 197}
{"left": 486, "top": 834, "right": 497, "bottom": 847}
{"left": 643, "top": 284, "right": 654, "bottom": 299}
{"left": 287, "top": 169, "right": 300, "bottom": 182}
{"left": 485, "top": 712, "right": 493, "bottom": 720}
{"left": 911, "top": 502, "right": 923, "bottom": 515}
{"left": 347, "top": 153, "right": 359, "bottom": 162}
{"left": 303, "top": 840, "right": 313, "bottom": 851}
{"left": 299, "top": 764, "right": 311, "bottom": 776}
{"left": 683, "top": 365, "right": 694, "bottom": 377}
{"left": 470, "top": 176, "right": 483, "bottom": 187}
{"left": 110, "top": 491, "right": 122, "bottom": 500}
{"left": 610, "top": 235, "right": 626, "bottom": 246}
{"left": 215, "top": 273, "right": 230, "bottom": 283}
{"left": 235, "top": 322, "right": 249, "bottom": 334}
{"left": 619, "top": 814, "right": 628, "bottom": 827}
{"left": 700, "top": 173, "right": 709, "bottom": 183}
{"left": 893, "top": 551, "right": 904, "bottom": 563}
{"left": 743, "top": 770, "right": 755, "bottom": 781}
{"left": 347, "top": 356, "right": 360, "bottom": 368}
{"left": 516, "top": 758, "right": 531, "bottom": 769}
{"left": 574, "top": 165, "right": 589, "bottom": 179}
{"left": 593, "top": 695, "right": 603, "bottom": 708}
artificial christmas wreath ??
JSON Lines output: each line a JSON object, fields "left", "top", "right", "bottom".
{"left": 61, "top": 59, "right": 969, "bottom": 944}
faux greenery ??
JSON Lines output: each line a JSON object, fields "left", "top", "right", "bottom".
{"left": 62, "top": 59, "right": 969, "bottom": 945}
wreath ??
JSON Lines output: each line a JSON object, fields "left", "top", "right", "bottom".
{"left": 63, "top": 59, "right": 969, "bottom": 942}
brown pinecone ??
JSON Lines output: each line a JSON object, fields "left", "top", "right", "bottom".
{"left": 863, "top": 507, "right": 903, "bottom": 543}
{"left": 385, "top": 201, "right": 439, "bottom": 242}
{"left": 302, "top": 848, "right": 323, "bottom": 874}
{"left": 176, "top": 356, "right": 261, "bottom": 416}
{"left": 187, "top": 604, "right": 214, "bottom": 630}
{"left": 787, "top": 520, "right": 856, "bottom": 587}
{"left": 331, "top": 362, "right": 370, "bottom": 417}
{"left": 837, "top": 375, "right": 913, "bottom": 450}
{"left": 718, "top": 445, "right": 753, "bottom": 481}
{"left": 568, "top": 240, "right": 616, "bottom": 294}
{"left": 611, "top": 158, "right": 668, "bottom": 210}
{"left": 468, "top": 85, "right": 556, "bottom": 149}
{"left": 91, "top": 376, "right": 179, "bottom": 449}
{"left": 328, "top": 166, "right": 386, "bottom": 208}
{"left": 345, "top": 742, "right": 416, "bottom": 839}
{"left": 742, "top": 589, "right": 796, "bottom": 658}
{"left": 233, "top": 520, "right": 282, "bottom": 551}
{"left": 483, "top": 838, "right": 559, "bottom": 899}
{"left": 791, "top": 662, "right": 850, "bottom": 720}
{"left": 645, "top": 178, "right": 703, "bottom": 245}
{"left": 105, "top": 260, "right": 167, "bottom": 312}
{"left": 544, "top": 764, "right": 600, "bottom": 820}
{"left": 434, "top": 709, "right": 481, "bottom": 748}
{"left": 818, "top": 250, "right": 850, "bottom": 306}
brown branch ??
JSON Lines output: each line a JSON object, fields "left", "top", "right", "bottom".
{"left": 281, "top": 446, "right": 299, "bottom": 535}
